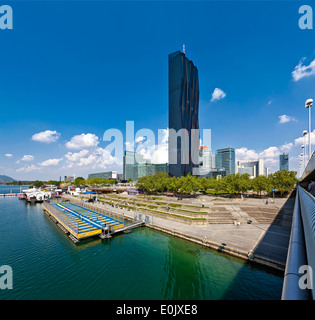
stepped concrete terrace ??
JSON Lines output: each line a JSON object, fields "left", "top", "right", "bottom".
{"left": 65, "top": 193, "right": 294, "bottom": 271}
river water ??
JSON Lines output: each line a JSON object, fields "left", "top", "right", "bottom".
{"left": 0, "top": 185, "right": 283, "bottom": 300}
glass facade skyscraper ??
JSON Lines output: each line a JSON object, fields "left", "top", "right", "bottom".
{"left": 279, "top": 153, "right": 289, "bottom": 171}
{"left": 215, "top": 147, "right": 235, "bottom": 175}
{"left": 168, "top": 50, "right": 199, "bottom": 177}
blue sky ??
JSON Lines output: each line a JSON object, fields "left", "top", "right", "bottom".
{"left": 1, "top": 1, "right": 315, "bottom": 180}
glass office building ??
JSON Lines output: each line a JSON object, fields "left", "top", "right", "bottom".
{"left": 123, "top": 151, "right": 144, "bottom": 181}
{"left": 215, "top": 147, "right": 235, "bottom": 175}
{"left": 279, "top": 153, "right": 289, "bottom": 171}
{"left": 123, "top": 151, "right": 169, "bottom": 181}
{"left": 168, "top": 50, "right": 199, "bottom": 177}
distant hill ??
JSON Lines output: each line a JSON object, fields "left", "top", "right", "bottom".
{"left": 0, "top": 175, "right": 15, "bottom": 182}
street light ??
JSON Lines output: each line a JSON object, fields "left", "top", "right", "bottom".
{"left": 302, "top": 145, "right": 305, "bottom": 170}
{"left": 303, "top": 130, "right": 307, "bottom": 168}
{"left": 300, "top": 153, "right": 304, "bottom": 178}
{"left": 305, "top": 99, "right": 313, "bottom": 160}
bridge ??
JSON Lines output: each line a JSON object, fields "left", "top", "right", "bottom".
{"left": 282, "top": 152, "right": 315, "bottom": 300}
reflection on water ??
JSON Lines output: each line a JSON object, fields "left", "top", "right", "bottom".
{"left": 162, "top": 239, "right": 207, "bottom": 299}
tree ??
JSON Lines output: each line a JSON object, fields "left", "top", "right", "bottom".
{"left": 86, "top": 177, "right": 102, "bottom": 185}
{"left": 46, "top": 180, "right": 61, "bottom": 187}
{"left": 252, "top": 175, "right": 271, "bottom": 196}
{"left": 32, "top": 180, "right": 43, "bottom": 188}
{"left": 199, "top": 177, "right": 209, "bottom": 194}
{"left": 74, "top": 177, "right": 85, "bottom": 186}
{"left": 233, "top": 173, "right": 252, "bottom": 195}
{"left": 177, "top": 174, "right": 200, "bottom": 195}
{"left": 166, "top": 176, "right": 179, "bottom": 193}
{"left": 268, "top": 170, "right": 297, "bottom": 196}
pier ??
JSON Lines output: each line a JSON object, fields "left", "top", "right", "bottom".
{"left": 43, "top": 199, "right": 144, "bottom": 243}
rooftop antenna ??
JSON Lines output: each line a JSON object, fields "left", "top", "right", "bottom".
{"left": 183, "top": 44, "right": 185, "bottom": 54}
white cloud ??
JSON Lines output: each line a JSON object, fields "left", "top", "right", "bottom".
{"left": 135, "top": 136, "right": 146, "bottom": 143}
{"left": 65, "top": 133, "right": 99, "bottom": 150}
{"left": 292, "top": 58, "right": 315, "bottom": 82}
{"left": 136, "top": 129, "right": 169, "bottom": 164}
{"left": 32, "top": 130, "right": 60, "bottom": 143}
{"left": 258, "top": 146, "right": 280, "bottom": 159}
{"left": 5, "top": 154, "right": 13, "bottom": 158}
{"left": 235, "top": 147, "right": 259, "bottom": 161}
{"left": 294, "top": 129, "right": 315, "bottom": 145}
{"left": 65, "top": 150, "right": 90, "bottom": 162}
{"left": 210, "top": 88, "right": 226, "bottom": 102}
{"left": 278, "top": 115, "right": 296, "bottom": 124}
{"left": 39, "top": 158, "right": 63, "bottom": 167}
{"left": 126, "top": 136, "right": 147, "bottom": 152}
{"left": 280, "top": 143, "right": 294, "bottom": 152}
{"left": 160, "top": 129, "right": 169, "bottom": 145}
{"left": 64, "top": 148, "right": 119, "bottom": 169}
{"left": 125, "top": 141, "right": 134, "bottom": 151}
{"left": 17, "top": 155, "right": 34, "bottom": 163}
{"left": 16, "top": 164, "right": 41, "bottom": 173}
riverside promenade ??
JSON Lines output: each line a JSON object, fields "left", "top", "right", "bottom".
{"left": 63, "top": 194, "right": 293, "bottom": 271}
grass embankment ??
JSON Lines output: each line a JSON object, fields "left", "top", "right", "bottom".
{"left": 98, "top": 195, "right": 207, "bottom": 221}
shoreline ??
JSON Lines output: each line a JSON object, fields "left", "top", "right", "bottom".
{"left": 63, "top": 194, "right": 291, "bottom": 272}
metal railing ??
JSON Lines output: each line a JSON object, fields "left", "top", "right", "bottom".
{"left": 282, "top": 186, "right": 313, "bottom": 300}
{"left": 43, "top": 202, "right": 79, "bottom": 235}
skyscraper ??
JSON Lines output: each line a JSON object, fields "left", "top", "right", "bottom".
{"left": 168, "top": 50, "right": 199, "bottom": 177}
{"left": 280, "top": 153, "right": 289, "bottom": 171}
{"left": 215, "top": 147, "right": 235, "bottom": 175}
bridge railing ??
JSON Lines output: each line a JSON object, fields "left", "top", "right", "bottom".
{"left": 282, "top": 186, "right": 314, "bottom": 300}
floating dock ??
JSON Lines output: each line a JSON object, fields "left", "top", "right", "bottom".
{"left": 43, "top": 200, "right": 143, "bottom": 243}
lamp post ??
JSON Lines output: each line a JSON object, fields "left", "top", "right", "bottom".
{"left": 305, "top": 99, "right": 313, "bottom": 160}
{"left": 303, "top": 130, "right": 307, "bottom": 168}
{"left": 302, "top": 145, "right": 305, "bottom": 170}
{"left": 300, "top": 153, "right": 304, "bottom": 178}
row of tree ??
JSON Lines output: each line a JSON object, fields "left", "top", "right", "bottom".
{"left": 137, "top": 171, "right": 297, "bottom": 196}
{"left": 8, "top": 177, "right": 117, "bottom": 188}
{"left": 73, "top": 177, "right": 117, "bottom": 186}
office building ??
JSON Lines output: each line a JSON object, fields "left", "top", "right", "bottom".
{"left": 202, "top": 168, "right": 228, "bottom": 179}
{"left": 236, "top": 159, "right": 266, "bottom": 178}
{"left": 88, "top": 171, "right": 123, "bottom": 182}
{"left": 280, "top": 153, "right": 289, "bottom": 171}
{"left": 199, "top": 145, "right": 212, "bottom": 176}
{"left": 123, "top": 151, "right": 168, "bottom": 181}
{"left": 64, "top": 175, "right": 75, "bottom": 182}
{"left": 168, "top": 49, "right": 199, "bottom": 177}
{"left": 215, "top": 147, "right": 235, "bottom": 175}
{"left": 123, "top": 151, "right": 144, "bottom": 181}
{"left": 211, "top": 155, "right": 216, "bottom": 169}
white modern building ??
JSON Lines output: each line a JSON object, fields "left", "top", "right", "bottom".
{"left": 236, "top": 159, "right": 267, "bottom": 178}
{"left": 199, "top": 146, "right": 212, "bottom": 176}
